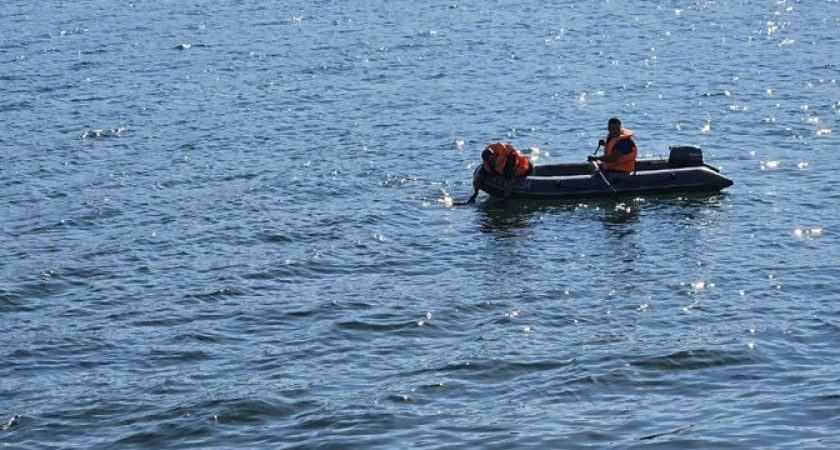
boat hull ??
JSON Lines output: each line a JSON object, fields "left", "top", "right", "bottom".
{"left": 475, "top": 158, "right": 734, "bottom": 200}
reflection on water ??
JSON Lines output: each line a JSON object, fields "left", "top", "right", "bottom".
{"left": 596, "top": 203, "right": 643, "bottom": 272}
{"left": 599, "top": 203, "right": 640, "bottom": 240}
{"left": 476, "top": 199, "right": 547, "bottom": 239}
{"left": 474, "top": 194, "right": 728, "bottom": 242}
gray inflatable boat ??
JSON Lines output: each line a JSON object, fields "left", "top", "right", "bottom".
{"left": 475, "top": 146, "right": 733, "bottom": 200}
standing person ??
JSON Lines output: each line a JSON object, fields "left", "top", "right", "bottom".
{"left": 588, "top": 117, "right": 637, "bottom": 173}
{"left": 467, "top": 142, "right": 534, "bottom": 203}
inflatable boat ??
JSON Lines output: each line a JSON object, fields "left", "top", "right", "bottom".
{"left": 474, "top": 146, "right": 733, "bottom": 200}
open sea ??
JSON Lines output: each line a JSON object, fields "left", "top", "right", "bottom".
{"left": 3, "top": 1, "right": 840, "bottom": 448}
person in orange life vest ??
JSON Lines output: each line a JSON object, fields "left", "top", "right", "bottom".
{"left": 587, "top": 117, "right": 637, "bottom": 174}
{"left": 467, "top": 142, "right": 534, "bottom": 203}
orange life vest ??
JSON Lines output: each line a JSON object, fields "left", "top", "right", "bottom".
{"left": 483, "top": 142, "right": 531, "bottom": 177}
{"left": 603, "top": 129, "right": 637, "bottom": 173}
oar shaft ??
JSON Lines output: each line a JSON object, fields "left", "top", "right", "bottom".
{"left": 591, "top": 160, "right": 618, "bottom": 198}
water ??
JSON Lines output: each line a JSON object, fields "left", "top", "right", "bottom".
{"left": 2, "top": 1, "right": 840, "bottom": 448}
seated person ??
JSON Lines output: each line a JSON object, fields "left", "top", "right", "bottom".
{"left": 588, "top": 117, "right": 637, "bottom": 174}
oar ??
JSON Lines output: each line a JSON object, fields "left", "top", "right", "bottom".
{"left": 589, "top": 143, "right": 618, "bottom": 200}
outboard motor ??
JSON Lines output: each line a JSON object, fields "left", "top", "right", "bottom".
{"left": 668, "top": 145, "right": 704, "bottom": 167}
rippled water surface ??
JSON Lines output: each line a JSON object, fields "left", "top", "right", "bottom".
{"left": 3, "top": 1, "right": 840, "bottom": 448}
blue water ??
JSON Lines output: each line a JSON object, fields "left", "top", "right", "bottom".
{"left": 2, "top": 1, "right": 840, "bottom": 448}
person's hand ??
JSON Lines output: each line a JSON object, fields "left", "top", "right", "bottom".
{"left": 587, "top": 155, "right": 599, "bottom": 162}
{"left": 598, "top": 139, "right": 606, "bottom": 147}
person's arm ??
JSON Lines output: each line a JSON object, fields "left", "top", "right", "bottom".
{"left": 591, "top": 139, "right": 633, "bottom": 162}
{"left": 600, "top": 150, "right": 620, "bottom": 162}
{"left": 502, "top": 153, "right": 517, "bottom": 179}
{"left": 467, "top": 170, "right": 483, "bottom": 203}
{"left": 503, "top": 177, "right": 517, "bottom": 199}
{"left": 502, "top": 153, "right": 524, "bottom": 199}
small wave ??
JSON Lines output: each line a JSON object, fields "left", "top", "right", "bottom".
{"left": 216, "top": 398, "right": 318, "bottom": 425}
{"left": 255, "top": 232, "right": 294, "bottom": 244}
{"left": 407, "top": 357, "right": 576, "bottom": 382}
{"left": 335, "top": 318, "right": 424, "bottom": 333}
{"left": 630, "top": 348, "right": 754, "bottom": 371}
{"left": 170, "top": 332, "right": 231, "bottom": 344}
{"left": 384, "top": 393, "right": 416, "bottom": 404}
{"left": 0, "top": 292, "right": 34, "bottom": 313}
{"left": 146, "top": 349, "right": 213, "bottom": 364}
{"left": 188, "top": 286, "right": 247, "bottom": 301}
{"left": 132, "top": 316, "right": 195, "bottom": 328}
{"left": 639, "top": 424, "right": 694, "bottom": 441}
